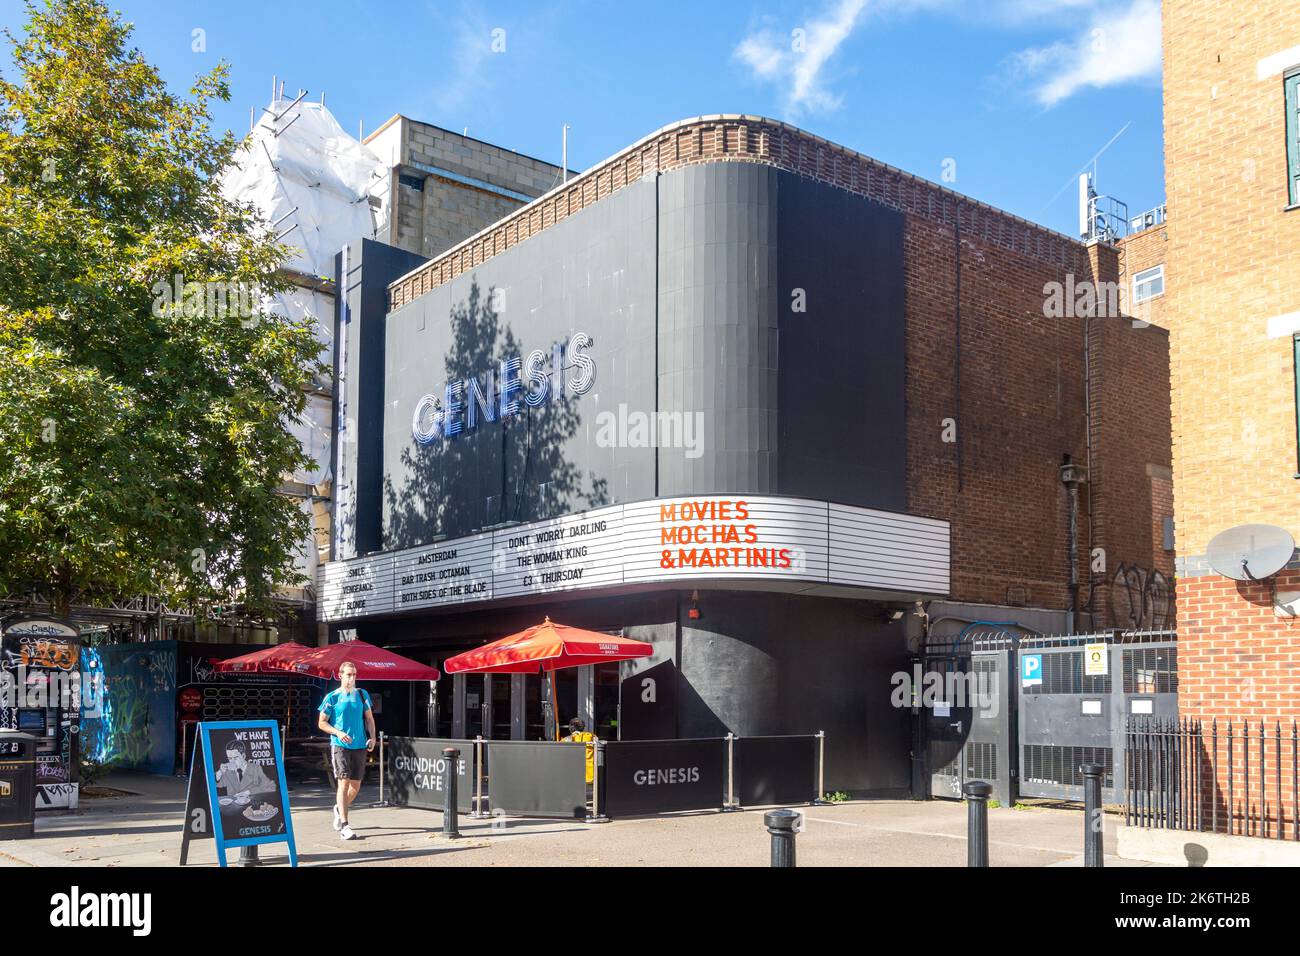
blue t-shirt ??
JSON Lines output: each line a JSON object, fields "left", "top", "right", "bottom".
{"left": 318, "top": 688, "right": 372, "bottom": 750}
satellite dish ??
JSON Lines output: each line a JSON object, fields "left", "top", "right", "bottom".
{"left": 1206, "top": 524, "right": 1295, "bottom": 581}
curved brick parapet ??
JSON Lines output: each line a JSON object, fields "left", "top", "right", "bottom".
{"left": 386, "top": 114, "right": 1083, "bottom": 311}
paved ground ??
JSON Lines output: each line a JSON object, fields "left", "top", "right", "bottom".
{"left": 0, "top": 771, "right": 1160, "bottom": 867}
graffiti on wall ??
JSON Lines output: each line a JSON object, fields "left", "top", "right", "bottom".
{"left": 36, "top": 755, "right": 68, "bottom": 783}
{"left": 2, "top": 635, "right": 79, "bottom": 670}
{"left": 35, "top": 782, "right": 78, "bottom": 809}
{"left": 1, "top": 617, "right": 80, "bottom": 671}
{"left": 79, "top": 642, "right": 177, "bottom": 775}
{"left": 1109, "top": 563, "right": 1172, "bottom": 631}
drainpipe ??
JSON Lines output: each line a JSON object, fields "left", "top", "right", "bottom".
{"left": 1060, "top": 455, "right": 1088, "bottom": 634}
{"left": 1082, "top": 310, "right": 1097, "bottom": 627}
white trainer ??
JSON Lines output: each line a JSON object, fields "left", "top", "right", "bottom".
{"left": 340, "top": 824, "right": 357, "bottom": 841}
{"left": 332, "top": 804, "right": 342, "bottom": 831}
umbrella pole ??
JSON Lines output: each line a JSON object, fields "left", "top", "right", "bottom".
{"left": 550, "top": 670, "right": 559, "bottom": 741}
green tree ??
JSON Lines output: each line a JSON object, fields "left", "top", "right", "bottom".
{"left": 0, "top": 0, "right": 323, "bottom": 617}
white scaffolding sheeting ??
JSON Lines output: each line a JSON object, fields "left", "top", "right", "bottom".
{"left": 220, "top": 95, "right": 390, "bottom": 584}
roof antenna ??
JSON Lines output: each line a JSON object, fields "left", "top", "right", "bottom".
{"left": 562, "top": 124, "right": 570, "bottom": 183}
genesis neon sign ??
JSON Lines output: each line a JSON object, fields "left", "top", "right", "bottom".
{"left": 412, "top": 332, "right": 595, "bottom": 443}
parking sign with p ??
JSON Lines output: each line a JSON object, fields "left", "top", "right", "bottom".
{"left": 1022, "top": 653, "right": 1043, "bottom": 687}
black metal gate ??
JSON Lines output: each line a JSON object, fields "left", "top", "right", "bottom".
{"left": 916, "top": 632, "right": 1016, "bottom": 805}
{"left": 1017, "top": 631, "right": 1177, "bottom": 802}
{"left": 917, "top": 628, "right": 1178, "bottom": 806}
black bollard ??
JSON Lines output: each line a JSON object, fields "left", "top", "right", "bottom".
{"left": 235, "top": 845, "right": 260, "bottom": 867}
{"left": 442, "top": 747, "right": 461, "bottom": 839}
{"left": 964, "top": 780, "right": 992, "bottom": 867}
{"left": 764, "top": 809, "right": 799, "bottom": 867}
{"left": 1081, "top": 762, "right": 1105, "bottom": 867}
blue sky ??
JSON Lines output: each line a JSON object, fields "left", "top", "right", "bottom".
{"left": 0, "top": 0, "right": 1165, "bottom": 237}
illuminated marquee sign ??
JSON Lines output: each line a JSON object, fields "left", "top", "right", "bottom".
{"left": 318, "top": 495, "right": 950, "bottom": 622}
{"left": 393, "top": 532, "right": 493, "bottom": 612}
{"left": 411, "top": 332, "right": 596, "bottom": 444}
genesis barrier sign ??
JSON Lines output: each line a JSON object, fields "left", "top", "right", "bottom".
{"left": 601, "top": 738, "right": 727, "bottom": 816}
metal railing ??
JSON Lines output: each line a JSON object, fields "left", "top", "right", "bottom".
{"left": 1125, "top": 717, "right": 1299, "bottom": 840}
{"left": 1128, "top": 204, "right": 1166, "bottom": 233}
{"left": 1086, "top": 193, "right": 1129, "bottom": 243}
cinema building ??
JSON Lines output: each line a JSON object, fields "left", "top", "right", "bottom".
{"left": 321, "top": 115, "right": 1174, "bottom": 794}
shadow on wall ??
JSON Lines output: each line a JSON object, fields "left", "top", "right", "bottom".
{"left": 384, "top": 279, "right": 608, "bottom": 548}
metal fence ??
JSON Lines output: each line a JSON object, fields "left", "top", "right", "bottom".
{"left": 1125, "top": 717, "right": 1300, "bottom": 841}
{"left": 1018, "top": 630, "right": 1176, "bottom": 802}
{"left": 918, "top": 628, "right": 1177, "bottom": 805}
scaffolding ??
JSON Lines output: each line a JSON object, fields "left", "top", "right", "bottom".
{"left": 220, "top": 82, "right": 391, "bottom": 608}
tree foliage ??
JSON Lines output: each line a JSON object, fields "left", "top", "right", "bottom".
{"left": 0, "top": 0, "right": 323, "bottom": 616}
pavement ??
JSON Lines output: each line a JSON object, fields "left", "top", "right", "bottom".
{"left": 0, "top": 771, "right": 1161, "bottom": 867}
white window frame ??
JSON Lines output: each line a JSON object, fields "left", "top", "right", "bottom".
{"left": 1132, "top": 264, "right": 1165, "bottom": 304}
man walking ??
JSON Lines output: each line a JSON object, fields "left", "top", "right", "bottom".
{"left": 317, "top": 661, "right": 375, "bottom": 841}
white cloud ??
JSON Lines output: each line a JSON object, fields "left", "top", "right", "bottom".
{"left": 432, "top": 17, "right": 493, "bottom": 113}
{"left": 1008, "top": 0, "right": 1162, "bottom": 107}
{"left": 733, "top": 0, "right": 1161, "bottom": 113}
{"left": 734, "top": 0, "right": 870, "bottom": 114}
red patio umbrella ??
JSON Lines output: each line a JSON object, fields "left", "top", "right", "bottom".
{"left": 274, "top": 640, "right": 441, "bottom": 682}
{"left": 213, "top": 641, "right": 317, "bottom": 745}
{"left": 443, "top": 617, "right": 652, "bottom": 740}
{"left": 215, "top": 641, "right": 311, "bottom": 674}
{"left": 442, "top": 617, "right": 653, "bottom": 675}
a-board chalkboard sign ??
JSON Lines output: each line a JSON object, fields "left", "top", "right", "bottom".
{"left": 180, "top": 720, "right": 297, "bottom": 867}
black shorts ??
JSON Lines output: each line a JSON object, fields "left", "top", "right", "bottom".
{"left": 331, "top": 746, "right": 367, "bottom": 782}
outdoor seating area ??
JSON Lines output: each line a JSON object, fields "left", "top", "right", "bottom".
{"left": 379, "top": 730, "right": 826, "bottom": 821}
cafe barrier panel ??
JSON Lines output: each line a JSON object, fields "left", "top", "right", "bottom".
{"left": 384, "top": 736, "right": 478, "bottom": 814}
{"left": 733, "top": 734, "right": 819, "bottom": 807}
{"left": 487, "top": 740, "right": 588, "bottom": 819}
{"left": 600, "top": 738, "right": 728, "bottom": 816}
{"left": 380, "top": 732, "right": 827, "bottom": 821}
{"left": 597, "top": 733, "right": 825, "bottom": 818}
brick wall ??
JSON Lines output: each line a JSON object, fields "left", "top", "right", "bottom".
{"left": 371, "top": 116, "right": 563, "bottom": 260}
{"left": 1117, "top": 222, "right": 1169, "bottom": 331}
{"left": 905, "top": 224, "right": 1172, "bottom": 624}
{"left": 1088, "top": 239, "right": 1176, "bottom": 629}
{"left": 1162, "top": 0, "right": 1300, "bottom": 836}
{"left": 1163, "top": 0, "right": 1300, "bottom": 709}
{"left": 904, "top": 218, "right": 1090, "bottom": 614}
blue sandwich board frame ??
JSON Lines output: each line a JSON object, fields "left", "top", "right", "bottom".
{"left": 182, "top": 719, "right": 298, "bottom": 867}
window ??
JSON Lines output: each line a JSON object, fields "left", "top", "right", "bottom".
{"left": 1132, "top": 264, "right": 1164, "bottom": 303}
{"left": 1288, "top": 70, "right": 1300, "bottom": 206}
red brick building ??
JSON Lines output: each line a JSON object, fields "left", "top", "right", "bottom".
{"left": 1152, "top": 1, "right": 1300, "bottom": 837}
